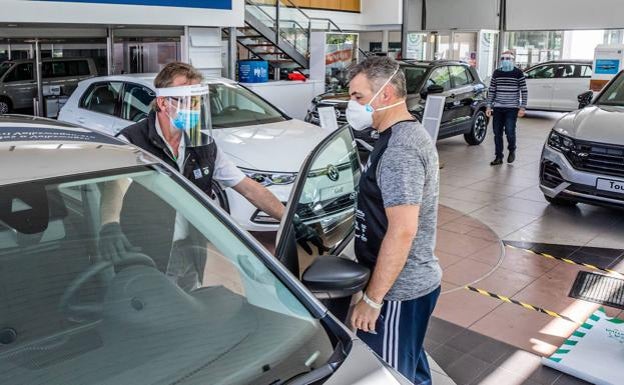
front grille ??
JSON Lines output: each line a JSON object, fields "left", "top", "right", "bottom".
{"left": 540, "top": 160, "right": 565, "bottom": 188}
{"left": 566, "top": 140, "right": 624, "bottom": 178}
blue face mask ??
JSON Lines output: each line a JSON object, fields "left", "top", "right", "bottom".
{"left": 501, "top": 60, "right": 514, "bottom": 72}
{"left": 170, "top": 110, "right": 201, "bottom": 131}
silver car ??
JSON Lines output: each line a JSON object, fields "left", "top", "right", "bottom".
{"left": 540, "top": 71, "right": 624, "bottom": 208}
{"left": 0, "top": 57, "right": 97, "bottom": 113}
{"left": 0, "top": 115, "right": 409, "bottom": 385}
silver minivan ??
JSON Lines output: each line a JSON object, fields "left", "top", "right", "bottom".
{"left": 0, "top": 57, "right": 97, "bottom": 113}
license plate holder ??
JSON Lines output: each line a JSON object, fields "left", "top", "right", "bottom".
{"left": 596, "top": 178, "right": 624, "bottom": 195}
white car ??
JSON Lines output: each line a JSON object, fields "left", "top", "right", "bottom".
{"left": 524, "top": 60, "right": 593, "bottom": 111}
{"left": 58, "top": 74, "right": 328, "bottom": 231}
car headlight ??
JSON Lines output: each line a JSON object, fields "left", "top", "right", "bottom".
{"left": 241, "top": 168, "right": 297, "bottom": 187}
{"left": 547, "top": 130, "right": 575, "bottom": 152}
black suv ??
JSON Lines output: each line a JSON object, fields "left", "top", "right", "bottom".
{"left": 305, "top": 60, "right": 489, "bottom": 148}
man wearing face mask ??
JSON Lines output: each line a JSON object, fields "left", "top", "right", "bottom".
{"left": 486, "top": 51, "right": 528, "bottom": 165}
{"left": 347, "top": 56, "right": 442, "bottom": 385}
{"left": 98, "top": 63, "right": 325, "bottom": 283}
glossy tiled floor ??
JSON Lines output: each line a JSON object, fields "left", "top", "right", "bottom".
{"left": 429, "top": 111, "right": 624, "bottom": 385}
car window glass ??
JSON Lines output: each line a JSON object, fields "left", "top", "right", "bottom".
{"left": 596, "top": 74, "right": 624, "bottom": 106}
{"left": 3, "top": 63, "right": 33, "bottom": 82}
{"left": 279, "top": 126, "right": 359, "bottom": 270}
{"left": 121, "top": 83, "right": 154, "bottom": 122}
{"left": 0, "top": 62, "right": 13, "bottom": 79}
{"left": 0, "top": 169, "right": 333, "bottom": 384}
{"left": 450, "top": 66, "right": 471, "bottom": 88}
{"left": 80, "top": 81, "right": 122, "bottom": 116}
{"left": 403, "top": 66, "right": 428, "bottom": 94}
{"left": 581, "top": 65, "right": 593, "bottom": 78}
{"left": 526, "top": 65, "right": 555, "bottom": 79}
{"left": 209, "top": 83, "right": 285, "bottom": 128}
{"left": 557, "top": 64, "right": 576, "bottom": 78}
{"left": 426, "top": 66, "right": 452, "bottom": 91}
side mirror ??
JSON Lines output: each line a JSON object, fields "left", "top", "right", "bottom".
{"left": 420, "top": 84, "right": 444, "bottom": 98}
{"left": 302, "top": 255, "right": 370, "bottom": 299}
{"left": 577, "top": 91, "right": 593, "bottom": 109}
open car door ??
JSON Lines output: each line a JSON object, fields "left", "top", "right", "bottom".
{"left": 275, "top": 125, "right": 368, "bottom": 322}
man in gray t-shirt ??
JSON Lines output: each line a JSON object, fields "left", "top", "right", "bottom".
{"left": 347, "top": 57, "right": 442, "bottom": 384}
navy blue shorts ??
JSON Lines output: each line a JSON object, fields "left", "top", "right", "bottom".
{"left": 357, "top": 286, "right": 440, "bottom": 385}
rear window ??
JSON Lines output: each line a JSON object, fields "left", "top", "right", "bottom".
{"left": 43, "top": 61, "right": 90, "bottom": 78}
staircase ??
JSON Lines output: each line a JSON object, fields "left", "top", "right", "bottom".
{"left": 234, "top": 0, "right": 353, "bottom": 78}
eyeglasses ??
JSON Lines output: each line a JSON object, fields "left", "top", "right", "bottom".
{"left": 500, "top": 57, "right": 514, "bottom": 61}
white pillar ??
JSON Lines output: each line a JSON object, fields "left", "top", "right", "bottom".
{"left": 382, "top": 30, "right": 390, "bottom": 52}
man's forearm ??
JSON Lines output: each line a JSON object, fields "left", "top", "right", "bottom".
{"left": 233, "top": 177, "right": 285, "bottom": 220}
{"left": 365, "top": 226, "right": 415, "bottom": 303}
{"left": 100, "top": 179, "right": 131, "bottom": 225}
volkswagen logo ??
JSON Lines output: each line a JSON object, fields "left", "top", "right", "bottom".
{"left": 327, "top": 165, "right": 340, "bottom": 181}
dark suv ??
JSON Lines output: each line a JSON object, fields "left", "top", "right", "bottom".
{"left": 305, "top": 60, "right": 489, "bottom": 148}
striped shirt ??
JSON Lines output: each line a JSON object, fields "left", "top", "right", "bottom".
{"left": 487, "top": 68, "right": 528, "bottom": 109}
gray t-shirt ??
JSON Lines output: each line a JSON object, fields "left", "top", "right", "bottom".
{"left": 377, "top": 121, "right": 442, "bottom": 301}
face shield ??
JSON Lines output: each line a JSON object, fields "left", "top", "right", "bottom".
{"left": 156, "top": 84, "right": 212, "bottom": 147}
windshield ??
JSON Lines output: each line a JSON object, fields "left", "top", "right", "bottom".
{"left": 0, "top": 61, "right": 13, "bottom": 79}
{"left": 596, "top": 73, "right": 624, "bottom": 106}
{"left": 210, "top": 83, "right": 286, "bottom": 128}
{"left": 0, "top": 168, "right": 332, "bottom": 385}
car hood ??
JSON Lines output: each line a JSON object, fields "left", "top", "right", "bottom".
{"left": 213, "top": 119, "right": 329, "bottom": 172}
{"left": 555, "top": 105, "right": 624, "bottom": 145}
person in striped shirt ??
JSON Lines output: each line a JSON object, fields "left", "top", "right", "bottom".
{"left": 486, "top": 51, "right": 528, "bottom": 165}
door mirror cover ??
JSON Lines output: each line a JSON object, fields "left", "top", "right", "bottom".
{"left": 577, "top": 91, "right": 593, "bottom": 108}
{"left": 422, "top": 84, "right": 444, "bottom": 98}
{"left": 302, "top": 255, "right": 370, "bottom": 299}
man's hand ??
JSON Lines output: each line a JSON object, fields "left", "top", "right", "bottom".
{"left": 351, "top": 298, "right": 382, "bottom": 333}
{"left": 98, "top": 222, "right": 136, "bottom": 262}
{"left": 293, "top": 216, "right": 329, "bottom": 255}
{"left": 518, "top": 108, "right": 526, "bottom": 118}
{"left": 486, "top": 108, "right": 493, "bottom": 118}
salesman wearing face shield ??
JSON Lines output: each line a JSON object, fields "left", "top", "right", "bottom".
{"left": 98, "top": 62, "right": 325, "bottom": 288}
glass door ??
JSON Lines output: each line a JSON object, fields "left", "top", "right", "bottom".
{"left": 477, "top": 31, "right": 499, "bottom": 81}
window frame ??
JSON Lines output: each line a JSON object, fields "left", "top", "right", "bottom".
{"left": 425, "top": 66, "right": 452, "bottom": 92}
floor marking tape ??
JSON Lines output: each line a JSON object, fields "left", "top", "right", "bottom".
{"left": 465, "top": 286, "right": 581, "bottom": 324}
{"left": 506, "top": 244, "right": 624, "bottom": 278}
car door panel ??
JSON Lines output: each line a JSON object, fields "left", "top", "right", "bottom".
{"left": 448, "top": 66, "right": 478, "bottom": 132}
{"left": 525, "top": 64, "right": 556, "bottom": 110}
{"left": 2, "top": 63, "right": 36, "bottom": 109}
{"left": 551, "top": 64, "right": 592, "bottom": 111}
{"left": 75, "top": 81, "right": 125, "bottom": 135}
{"left": 423, "top": 66, "right": 455, "bottom": 137}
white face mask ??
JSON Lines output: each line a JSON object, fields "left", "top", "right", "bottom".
{"left": 346, "top": 68, "right": 405, "bottom": 131}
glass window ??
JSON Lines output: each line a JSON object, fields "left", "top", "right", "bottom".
{"left": 0, "top": 168, "right": 332, "bottom": 384}
{"left": 556, "top": 64, "right": 576, "bottom": 78}
{"left": 210, "top": 83, "right": 286, "bottom": 128}
{"left": 526, "top": 65, "right": 556, "bottom": 79}
{"left": 80, "top": 82, "right": 122, "bottom": 116}
{"left": 596, "top": 74, "right": 624, "bottom": 106}
{"left": 0, "top": 62, "right": 13, "bottom": 79}
{"left": 3, "top": 63, "right": 33, "bottom": 82}
{"left": 450, "top": 66, "right": 472, "bottom": 87}
{"left": 65, "top": 60, "right": 90, "bottom": 76}
{"left": 403, "top": 66, "right": 428, "bottom": 94}
{"left": 426, "top": 66, "right": 452, "bottom": 91}
{"left": 581, "top": 65, "right": 593, "bottom": 78}
{"left": 121, "top": 83, "right": 154, "bottom": 122}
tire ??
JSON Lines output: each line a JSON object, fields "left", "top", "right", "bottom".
{"left": 209, "top": 182, "right": 230, "bottom": 213}
{"left": 544, "top": 195, "right": 578, "bottom": 207}
{"left": 0, "top": 98, "right": 11, "bottom": 115}
{"left": 464, "top": 110, "right": 488, "bottom": 145}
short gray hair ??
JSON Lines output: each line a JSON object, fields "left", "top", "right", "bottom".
{"left": 348, "top": 56, "right": 407, "bottom": 98}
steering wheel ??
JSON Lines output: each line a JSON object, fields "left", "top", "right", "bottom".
{"left": 59, "top": 252, "right": 156, "bottom": 322}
